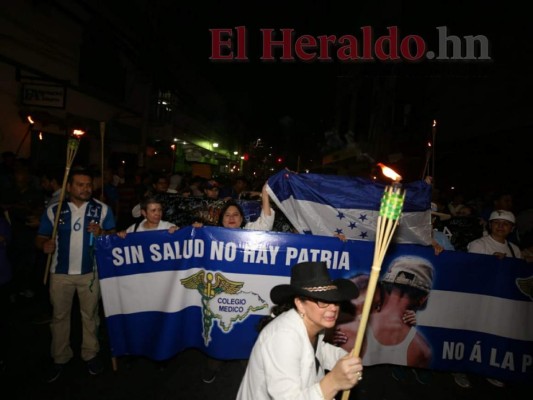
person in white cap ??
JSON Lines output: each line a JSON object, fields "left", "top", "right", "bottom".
{"left": 452, "top": 209, "right": 520, "bottom": 389}
{"left": 467, "top": 209, "right": 521, "bottom": 260}
{"left": 363, "top": 256, "right": 434, "bottom": 369}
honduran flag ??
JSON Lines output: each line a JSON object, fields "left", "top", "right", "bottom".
{"left": 266, "top": 170, "right": 433, "bottom": 245}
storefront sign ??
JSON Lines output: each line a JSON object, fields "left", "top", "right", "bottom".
{"left": 21, "top": 83, "right": 66, "bottom": 108}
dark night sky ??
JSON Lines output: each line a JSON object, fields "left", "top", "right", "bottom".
{"left": 166, "top": 3, "right": 532, "bottom": 129}
{"left": 139, "top": 1, "right": 533, "bottom": 196}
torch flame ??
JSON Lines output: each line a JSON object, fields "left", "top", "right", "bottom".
{"left": 27, "top": 115, "right": 35, "bottom": 124}
{"left": 432, "top": 119, "right": 437, "bottom": 128}
{"left": 72, "top": 129, "right": 85, "bottom": 137}
{"left": 377, "top": 163, "right": 402, "bottom": 182}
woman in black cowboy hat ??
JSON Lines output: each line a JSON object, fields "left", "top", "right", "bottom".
{"left": 237, "top": 261, "right": 364, "bottom": 400}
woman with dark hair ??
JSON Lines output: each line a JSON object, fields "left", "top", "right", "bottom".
{"left": 216, "top": 183, "right": 274, "bottom": 230}
{"left": 237, "top": 261, "right": 364, "bottom": 400}
{"left": 199, "top": 183, "right": 274, "bottom": 383}
{"left": 216, "top": 200, "right": 246, "bottom": 228}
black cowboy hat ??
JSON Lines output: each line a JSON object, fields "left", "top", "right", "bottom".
{"left": 270, "top": 261, "right": 359, "bottom": 304}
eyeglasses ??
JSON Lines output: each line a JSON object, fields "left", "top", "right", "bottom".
{"left": 302, "top": 297, "right": 340, "bottom": 308}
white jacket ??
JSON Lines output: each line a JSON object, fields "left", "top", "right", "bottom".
{"left": 244, "top": 209, "right": 275, "bottom": 231}
{"left": 237, "top": 308, "right": 347, "bottom": 400}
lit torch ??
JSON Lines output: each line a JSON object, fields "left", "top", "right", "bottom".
{"left": 377, "top": 162, "right": 402, "bottom": 183}
{"left": 421, "top": 141, "right": 432, "bottom": 180}
{"left": 170, "top": 143, "right": 176, "bottom": 174}
{"left": 15, "top": 115, "right": 36, "bottom": 156}
{"left": 43, "top": 129, "right": 85, "bottom": 285}
{"left": 431, "top": 119, "right": 437, "bottom": 181}
{"left": 341, "top": 163, "right": 406, "bottom": 400}
{"left": 100, "top": 122, "right": 106, "bottom": 201}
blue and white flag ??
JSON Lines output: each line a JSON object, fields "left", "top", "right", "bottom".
{"left": 266, "top": 170, "right": 432, "bottom": 245}
{"left": 94, "top": 227, "right": 533, "bottom": 383}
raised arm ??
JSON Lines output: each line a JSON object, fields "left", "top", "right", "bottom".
{"left": 261, "top": 183, "right": 272, "bottom": 216}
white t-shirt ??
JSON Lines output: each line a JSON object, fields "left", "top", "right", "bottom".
{"left": 126, "top": 219, "right": 176, "bottom": 233}
{"left": 467, "top": 235, "right": 521, "bottom": 258}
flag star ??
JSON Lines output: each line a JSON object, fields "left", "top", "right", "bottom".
{"left": 358, "top": 214, "right": 368, "bottom": 222}
{"left": 359, "top": 231, "right": 368, "bottom": 239}
{"left": 348, "top": 222, "right": 357, "bottom": 229}
{"left": 335, "top": 228, "right": 343, "bottom": 235}
{"left": 336, "top": 211, "right": 345, "bottom": 220}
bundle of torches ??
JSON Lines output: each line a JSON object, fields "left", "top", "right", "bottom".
{"left": 341, "top": 163, "right": 405, "bottom": 400}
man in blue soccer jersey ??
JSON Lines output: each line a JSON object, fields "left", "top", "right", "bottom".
{"left": 36, "top": 168, "right": 115, "bottom": 383}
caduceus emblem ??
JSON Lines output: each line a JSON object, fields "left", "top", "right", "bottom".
{"left": 181, "top": 270, "right": 244, "bottom": 344}
{"left": 516, "top": 276, "right": 533, "bottom": 300}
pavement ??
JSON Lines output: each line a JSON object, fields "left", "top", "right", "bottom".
{"left": 1, "top": 293, "right": 528, "bottom": 400}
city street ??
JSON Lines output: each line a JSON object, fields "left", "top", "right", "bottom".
{"left": 0, "top": 294, "right": 527, "bottom": 400}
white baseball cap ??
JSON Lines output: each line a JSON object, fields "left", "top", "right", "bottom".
{"left": 489, "top": 210, "right": 515, "bottom": 224}
{"left": 381, "top": 256, "right": 434, "bottom": 293}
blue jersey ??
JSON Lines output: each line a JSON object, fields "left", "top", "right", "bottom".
{"left": 38, "top": 198, "right": 115, "bottom": 275}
